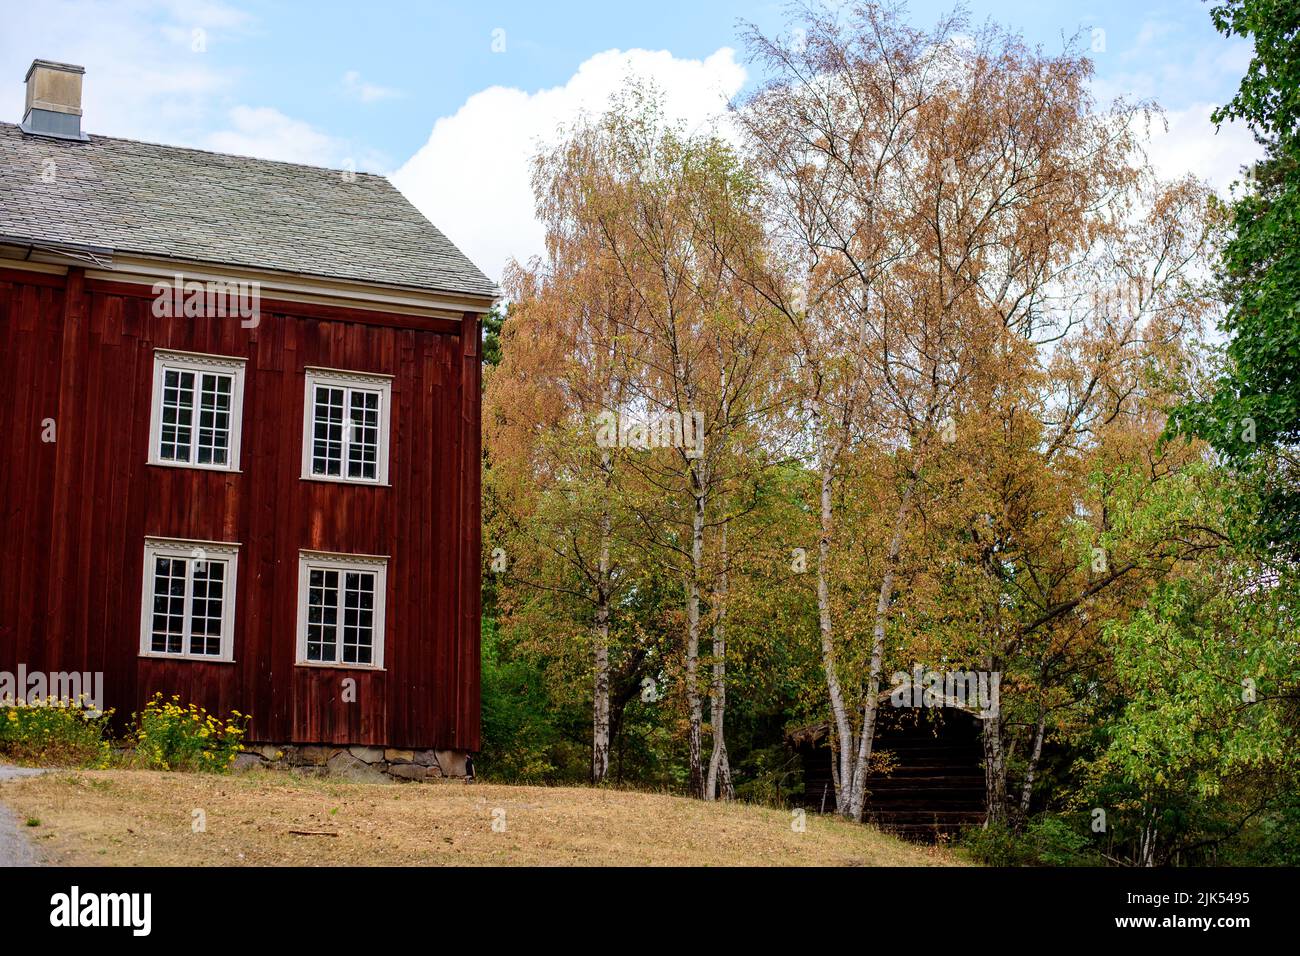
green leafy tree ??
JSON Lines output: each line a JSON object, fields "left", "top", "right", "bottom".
{"left": 481, "top": 303, "right": 506, "bottom": 370}
{"left": 1079, "top": 465, "right": 1300, "bottom": 865}
{"left": 1170, "top": 0, "right": 1300, "bottom": 554}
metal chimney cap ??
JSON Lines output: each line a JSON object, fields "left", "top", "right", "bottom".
{"left": 24, "top": 59, "right": 85, "bottom": 81}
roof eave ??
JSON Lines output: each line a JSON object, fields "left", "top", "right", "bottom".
{"left": 0, "top": 245, "right": 498, "bottom": 318}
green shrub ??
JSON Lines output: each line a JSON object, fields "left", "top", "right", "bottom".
{"left": 733, "top": 744, "right": 805, "bottom": 808}
{"left": 961, "top": 819, "right": 1027, "bottom": 865}
{"left": 0, "top": 698, "right": 112, "bottom": 767}
{"left": 128, "top": 693, "right": 248, "bottom": 772}
{"left": 479, "top": 622, "right": 569, "bottom": 782}
{"left": 962, "top": 814, "right": 1102, "bottom": 866}
{"left": 1025, "top": 815, "right": 1101, "bottom": 866}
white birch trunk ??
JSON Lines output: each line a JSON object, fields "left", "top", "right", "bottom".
{"left": 982, "top": 712, "right": 1008, "bottom": 826}
{"left": 706, "top": 519, "right": 729, "bottom": 801}
{"left": 814, "top": 423, "right": 855, "bottom": 816}
{"left": 686, "top": 466, "right": 706, "bottom": 799}
{"left": 591, "top": 494, "right": 612, "bottom": 784}
{"left": 847, "top": 482, "right": 916, "bottom": 821}
{"left": 1018, "top": 712, "right": 1046, "bottom": 815}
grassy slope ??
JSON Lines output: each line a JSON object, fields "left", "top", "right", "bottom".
{"left": 2, "top": 769, "right": 965, "bottom": 866}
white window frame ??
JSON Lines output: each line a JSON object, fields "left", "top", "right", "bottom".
{"left": 139, "top": 536, "right": 240, "bottom": 663}
{"left": 295, "top": 550, "right": 388, "bottom": 670}
{"left": 300, "top": 367, "right": 393, "bottom": 486}
{"left": 147, "top": 349, "right": 247, "bottom": 472}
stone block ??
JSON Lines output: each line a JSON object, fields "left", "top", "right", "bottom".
{"left": 434, "top": 750, "right": 468, "bottom": 777}
{"left": 386, "top": 763, "right": 430, "bottom": 781}
{"left": 348, "top": 745, "right": 385, "bottom": 764}
{"left": 231, "top": 752, "right": 264, "bottom": 771}
{"left": 327, "top": 750, "right": 389, "bottom": 783}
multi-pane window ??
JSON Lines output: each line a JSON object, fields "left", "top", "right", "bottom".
{"left": 139, "top": 538, "right": 240, "bottom": 661}
{"left": 297, "top": 551, "right": 387, "bottom": 668}
{"left": 301, "top": 368, "right": 391, "bottom": 485}
{"left": 149, "top": 351, "right": 246, "bottom": 471}
{"left": 345, "top": 390, "right": 380, "bottom": 478}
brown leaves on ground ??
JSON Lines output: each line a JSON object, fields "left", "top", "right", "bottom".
{"left": 3, "top": 769, "right": 964, "bottom": 867}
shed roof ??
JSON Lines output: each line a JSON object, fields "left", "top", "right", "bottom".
{"left": 0, "top": 121, "right": 497, "bottom": 301}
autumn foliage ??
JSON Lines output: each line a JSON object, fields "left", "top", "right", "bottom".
{"left": 481, "top": 4, "right": 1300, "bottom": 866}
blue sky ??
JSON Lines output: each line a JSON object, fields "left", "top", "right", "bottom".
{"left": 0, "top": 0, "right": 1259, "bottom": 282}
{"left": 236, "top": 0, "right": 1247, "bottom": 163}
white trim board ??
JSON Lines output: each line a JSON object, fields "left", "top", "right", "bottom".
{"left": 86, "top": 253, "right": 495, "bottom": 318}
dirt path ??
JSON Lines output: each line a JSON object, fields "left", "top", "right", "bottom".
{"left": 0, "top": 765, "right": 46, "bottom": 867}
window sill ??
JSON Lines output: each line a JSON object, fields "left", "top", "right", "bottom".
{"left": 138, "top": 653, "right": 237, "bottom": 664}
{"left": 299, "top": 474, "right": 390, "bottom": 488}
{"left": 295, "top": 662, "right": 386, "bottom": 672}
{"left": 148, "top": 460, "right": 242, "bottom": 474}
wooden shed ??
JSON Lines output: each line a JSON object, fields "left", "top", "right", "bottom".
{"left": 790, "top": 683, "right": 988, "bottom": 840}
{"left": 0, "top": 60, "right": 496, "bottom": 777}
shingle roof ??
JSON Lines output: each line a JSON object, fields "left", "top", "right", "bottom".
{"left": 0, "top": 121, "right": 497, "bottom": 300}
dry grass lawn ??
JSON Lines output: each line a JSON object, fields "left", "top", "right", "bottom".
{"left": 2, "top": 769, "right": 965, "bottom": 866}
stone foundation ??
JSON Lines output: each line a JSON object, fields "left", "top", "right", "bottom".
{"left": 235, "top": 744, "right": 472, "bottom": 782}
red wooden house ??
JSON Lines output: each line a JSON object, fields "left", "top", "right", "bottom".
{"left": 0, "top": 60, "right": 494, "bottom": 778}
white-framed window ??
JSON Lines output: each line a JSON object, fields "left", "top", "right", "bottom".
{"left": 295, "top": 550, "right": 388, "bottom": 668}
{"left": 301, "top": 367, "right": 392, "bottom": 485}
{"left": 148, "top": 349, "right": 246, "bottom": 471}
{"left": 139, "top": 537, "right": 240, "bottom": 662}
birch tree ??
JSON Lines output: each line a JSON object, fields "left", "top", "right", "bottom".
{"left": 512, "top": 92, "right": 783, "bottom": 797}
{"left": 485, "top": 135, "right": 647, "bottom": 782}
{"left": 736, "top": 5, "right": 1160, "bottom": 820}
{"left": 577, "top": 98, "right": 780, "bottom": 801}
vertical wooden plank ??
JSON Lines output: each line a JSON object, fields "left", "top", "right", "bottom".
{"left": 44, "top": 268, "right": 89, "bottom": 676}
{"left": 458, "top": 313, "right": 483, "bottom": 751}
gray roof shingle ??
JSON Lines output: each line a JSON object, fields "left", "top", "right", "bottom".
{"left": 0, "top": 121, "right": 497, "bottom": 299}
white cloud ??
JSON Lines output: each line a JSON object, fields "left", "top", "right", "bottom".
{"left": 1085, "top": 21, "right": 1262, "bottom": 195}
{"left": 206, "top": 105, "right": 340, "bottom": 164}
{"left": 342, "top": 70, "right": 401, "bottom": 104}
{"left": 200, "top": 104, "right": 389, "bottom": 171}
{"left": 1137, "top": 104, "right": 1261, "bottom": 194}
{"left": 391, "top": 47, "right": 747, "bottom": 286}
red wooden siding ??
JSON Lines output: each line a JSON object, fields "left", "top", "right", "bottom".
{"left": 0, "top": 266, "right": 481, "bottom": 751}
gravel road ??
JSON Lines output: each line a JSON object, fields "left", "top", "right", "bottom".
{"left": 0, "top": 765, "right": 46, "bottom": 867}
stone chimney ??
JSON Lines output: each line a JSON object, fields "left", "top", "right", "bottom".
{"left": 21, "top": 59, "right": 87, "bottom": 141}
